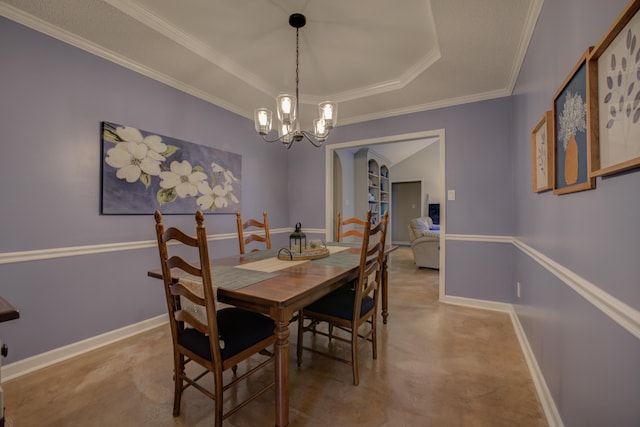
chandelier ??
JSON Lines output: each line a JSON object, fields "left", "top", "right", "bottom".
{"left": 254, "top": 13, "right": 338, "bottom": 149}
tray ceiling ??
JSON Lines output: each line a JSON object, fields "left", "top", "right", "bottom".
{"left": 0, "top": 0, "right": 542, "bottom": 127}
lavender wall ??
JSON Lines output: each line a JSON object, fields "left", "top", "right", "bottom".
{"left": 445, "top": 241, "right": 515, "bottom": 302}
{"left": 511, "top": 0, "right": 640, "bottom": 424}
{"left": 290, "top": 97, "right": 516, "bottom": 303}
{"left": 292, "top": 98, "right": 515, "bottom": 236}
{"left": 0, "top": 17, "right": 290, "bottom": 362}
{"left": 3, "top": 4, "right": 638, "bottom": 424}
{"left": 513, "top": 0, "right": 640, "bottom": 311}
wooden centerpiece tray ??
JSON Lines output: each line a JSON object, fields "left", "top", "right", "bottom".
{"left": 277, "top": 246, "right": 330, "bottom": 261}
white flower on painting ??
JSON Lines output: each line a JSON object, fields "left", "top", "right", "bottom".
{"left": 116, "top": 126, "right": 167, "bottom": 162}
{"left": 211, "top": 162, "right": 238, "bottom": 184}
{"left": 196, "top": 181, "right": 238, "bottom": 210}
{"left": 105, "top": 142, "right": 162, "bottom": 183}
{"left": 115, "top": 126, "right": 167, "bottom": 161}
{"left": 159, "top": 160, "right": 208, "bottom": 198}
{"left": 196, "top": 183, "right": 217, "bottom": 210}
{"left": 227, "top": 191, "right": 240, "bottom": 204}
{"left": 558, "top": 91, "right": 586, "bottom": 151}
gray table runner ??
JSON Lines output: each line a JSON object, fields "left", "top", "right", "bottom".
{"left": 213, "top": 266, "right": 277, "bottom": 290}
{"left": 309, "top": 251, "right": 361, "bottom": 267}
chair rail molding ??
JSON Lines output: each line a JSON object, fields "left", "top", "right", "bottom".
{"left": 3, "top": 232, "right": 636, "bottom": 341}
{"left": 514, "top": 238, "right": 640, "bottom": 340}
{"left": 0, "top": 228, "right": 296, "bottom": 265}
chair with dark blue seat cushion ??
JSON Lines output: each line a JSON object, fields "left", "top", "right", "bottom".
{"left": 154, "top": 210, "right": 276, "bottom": 426}
{"left": 304, "top": 287, "right": 375, "bottom": 320}
{"left": 296, "top": 210, "right": 389, "bottom": 385}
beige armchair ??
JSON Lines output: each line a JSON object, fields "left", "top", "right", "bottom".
{"left": 408, "top": 217, "right": 440, "bottom": 269}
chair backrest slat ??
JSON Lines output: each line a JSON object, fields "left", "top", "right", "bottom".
{"left": 335, "top": 210, "right": 367, "bottom": 242}
{"left": 170, "top": 282, "right": 205, "bottom": 305}
{"left": 166, "top": 256, "right": 201, "bottom": 277}
{"left": 236, "top": 211, "right": 271, "bottom": 254}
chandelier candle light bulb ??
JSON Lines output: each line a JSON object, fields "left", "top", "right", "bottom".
{"left": 254, "top": 108, "right": 272, "bottom": 135}
{"left": 276, "top": 94, "right": 295, "bottom": 124}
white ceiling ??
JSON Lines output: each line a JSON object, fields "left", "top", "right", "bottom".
{"left": 339, "top": 137, "right": 440, "bottom": 167}
{"left": 0, "top": 0, "right": 543, "bottom": 130}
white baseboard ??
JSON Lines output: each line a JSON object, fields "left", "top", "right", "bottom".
{"left": 509, "top": 308, "right": 564, "bottom": 427}
{"left": 443, "top": 295, "right": 562, "bottom": 427}
{"left": 443, "top": 295, "right": 512, "bottom": 312}
{"left": 1, "top": 315, "right": 167, "bottom": 382}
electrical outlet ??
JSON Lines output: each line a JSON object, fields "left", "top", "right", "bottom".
{"left": 516, "top": 282, "right": 521, "bottom": 298}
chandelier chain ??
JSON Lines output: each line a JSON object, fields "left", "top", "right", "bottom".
{"left": 295, "top": 27, "right": 300, "bottom": 117}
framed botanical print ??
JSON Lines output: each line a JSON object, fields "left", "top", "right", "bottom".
{"left": 552, "top": 48, "right": 597, "bottom": 195}
{"left": 588, "top": 0, "right": 640, "bottom": 177}
{"left": 531, "top": 111, "right": 553, "bottom": 192}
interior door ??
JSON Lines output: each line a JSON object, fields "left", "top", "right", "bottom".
{"left": 391, "top": 181, "right": 421, "bottom": 244}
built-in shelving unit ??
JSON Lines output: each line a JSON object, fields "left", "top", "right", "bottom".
{"left": 355, "top": 148, "right": 391, "bottom": 225}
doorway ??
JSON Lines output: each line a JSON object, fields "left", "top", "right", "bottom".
{"left": 324, "top": 129, "right": 446, "bottom": 301}
{"left": 391, "top": 181, "right": 422, "bottom": 245}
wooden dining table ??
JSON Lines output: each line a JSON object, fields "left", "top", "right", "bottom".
{"left": 147, "top": 243, "right": 396, "bottom": 427}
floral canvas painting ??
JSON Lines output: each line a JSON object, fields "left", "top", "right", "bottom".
{"left": 101, "top": 122, "right": 241, "bottom": 214}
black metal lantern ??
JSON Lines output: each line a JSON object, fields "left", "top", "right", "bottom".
{"left": 289, "top": 222, "right": 306, "bottom": 253}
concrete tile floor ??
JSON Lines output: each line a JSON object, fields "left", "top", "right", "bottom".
{"left": 3, "top": 247, "right": 546, "bottom": 426}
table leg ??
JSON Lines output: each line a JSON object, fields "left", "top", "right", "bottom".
{"left": 274, "top": 319, "right": 290, "bottom": 426}
{"left": 381, "top": 255, "right": 389, "bottom": 324}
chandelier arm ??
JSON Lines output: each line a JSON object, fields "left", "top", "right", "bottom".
{"left": 260, "top": 133, "right": 291, "bottom": 144}
{"left": 300, "top": 131, "right": 325, "bottom": 148}
{"left": 260, "top": 130, "right": 303, "bottom": 149}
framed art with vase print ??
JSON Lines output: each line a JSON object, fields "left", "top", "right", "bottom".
{"left": 552, "top": 48, "right": 596, "bottom": 195}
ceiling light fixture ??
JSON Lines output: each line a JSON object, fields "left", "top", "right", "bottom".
{"left": 254, "top": 13, "right": 338, "bottom": 149}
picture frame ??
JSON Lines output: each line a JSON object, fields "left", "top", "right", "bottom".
{"left": 552, "top": 48, "right": 596, "bottom": 195}
{"left": 531, "top": 111, "right": 554, "bottom": 192}
{"left": 101, "top": 121, "right": 242, "bottom": 215}
{"left": 588, "top": 0, "right": 640, "bottom": 177}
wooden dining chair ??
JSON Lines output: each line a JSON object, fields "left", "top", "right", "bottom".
{"left": 335, "top": 210, "right": 367, "bottom": 242}
{"left": 297, "top": 210, "right": 389, "bottom": 385}
{"left": 236, "top": 211, "right": 271, "bottom": 254}
{"left": 154, "top": 210, "right": 276, "bottom": 426}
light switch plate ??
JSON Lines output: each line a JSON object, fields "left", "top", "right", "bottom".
{"left": 447, "top": 190, "right": 456, "bottom": 200}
